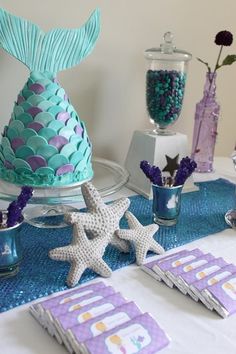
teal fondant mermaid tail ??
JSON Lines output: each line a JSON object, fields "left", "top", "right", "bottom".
{"left": 0, "top": 8, "right": 100, "bottom": 74}
{"left": 0, "top": 8, "right": 100, "bottom": 186}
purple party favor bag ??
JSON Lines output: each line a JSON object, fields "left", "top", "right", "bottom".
{"left": 67, "top": 301, "right": 142, "bottom": 354}
{"left": 46, "top": 286, "right": 115, "bottom": 342}
{"left": 30, "top": 281, "right": 106, "bottom": 327}
{"left": 84, "top": 313, "right": 170, "bottom": 354}
{"left": 55, "top": 292, "right": 127, "bottom": 348}
{"left": 166, "top": 253, "right": 215, "bottom": 293}
{"left": 153, "top": 249, "right": 204, "bottom": 288}
{"left": 204, "top": 273, "right": 236, "bottom": 318}
{"left": 186, "top": 259, "right": 230, "bottom": 306}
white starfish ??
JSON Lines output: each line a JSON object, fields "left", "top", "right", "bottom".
{"left": 64, "top": 182, "right": 130, "bottom": 253}
{"left": 49, "top": 224, "right": 112, "bottom": 287}
{"left": 117, "top": 211, "right": 165, "bottom": 265}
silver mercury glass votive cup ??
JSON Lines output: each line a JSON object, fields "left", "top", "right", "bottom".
{"left": 152, "top": 184, "right": 183, "bottom": 226}
{"left": 0, "top": 212, "right": 24, "bottom": 278}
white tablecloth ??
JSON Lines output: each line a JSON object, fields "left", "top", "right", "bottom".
{"left": 0, "top": 157, "right": 236, "bottom": 354}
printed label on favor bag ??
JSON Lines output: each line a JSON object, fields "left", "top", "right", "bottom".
{"left": 222, "top": 277, "right": 236, "bottom": 300}
{"left": 207, "top": 271, "right": 232, "bottom": 286}
{"left": 77, "top": 303, "right": 115, "bottom": 323}
{"left": 172, "top": 255, "right": 196, "bottom": 268}
{"left": 105, "top": 324, "right": 151, "bottom": 353}
{"left": 91, "top": 312, "right": 130, "bottom": 336}
{"left": 68, "top": 296, "right": 102, "bottom": 312}
{"left": 183, "top": 260, "right": 207, "bottom": 273}
{"left": 59, "top": 290, "right": 93, "bottom": 304}
{"left": 196, "top": 265, "right": 220, "bottom": 280}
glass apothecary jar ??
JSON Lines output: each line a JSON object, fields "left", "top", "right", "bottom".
{"left": 145, "top": 32, "right": 192, "bottom": 135}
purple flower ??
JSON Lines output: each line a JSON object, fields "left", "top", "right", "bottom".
{"left": 197, "top": 30, "right": 236, "bottom": 73}
{"left": 215, "top": 31, "right": 233, "bottom": 46}
{"left": 6, "top": 186, "right": 33, "bottom": 227}
{"left": 140, "top": 160, "right": 163, "bottom": 186}
{"left": 174, "top": 157, "right": 197, "bottom": 186}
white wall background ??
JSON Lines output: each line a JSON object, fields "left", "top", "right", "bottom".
{"left": 0, "top": 0, "right": 235, "bottom": 166}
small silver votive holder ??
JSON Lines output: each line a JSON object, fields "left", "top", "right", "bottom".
{"left": 152, "top": 184, "right": 183, "bottom": 226}
{"left": 0, "top": 212, "right": 24, "bottom": 278}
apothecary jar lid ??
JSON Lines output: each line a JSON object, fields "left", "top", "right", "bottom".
{"left": 145, "top": 32, "right": 192, "bottom": 62}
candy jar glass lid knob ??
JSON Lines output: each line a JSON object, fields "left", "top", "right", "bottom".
{"left": 145, "top": 31, "right": 192, "bottom": 62}
{"left": 160, "top": 31, "right": 175, "bottom": 54}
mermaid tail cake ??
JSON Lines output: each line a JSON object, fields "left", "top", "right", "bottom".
{"left": 0, "top": 8, "right": 100, "bottom": 186}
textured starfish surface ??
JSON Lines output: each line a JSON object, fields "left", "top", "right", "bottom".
{"left": 49, "top": 224, "right": 112, "bottom": 287}
{"left": 117, "top": 211, "right": 165, "bottom": 265}
{"left": 64, "top": 182, "right": 130, "bottom": 253}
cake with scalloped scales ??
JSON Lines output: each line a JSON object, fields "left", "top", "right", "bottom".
{"left": 0, "top": 8, "right": 100, "bottom": 186}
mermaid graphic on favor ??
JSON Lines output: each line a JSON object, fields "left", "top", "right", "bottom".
{"left": 109, "top": 335, "right": 126, "bottom": 354}
{"left": 109, "top": 333, "right": 145, "bottom": 353}
{"left": 130, "top": 335, "right": 145, "bottom": 351}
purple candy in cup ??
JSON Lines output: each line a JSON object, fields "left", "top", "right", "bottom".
{"left": 27, "top": 155, "right": 47, "bottom": 172}
{"left": 29, "top": 83, "right": 45, "bottom": 94}
{"left": 56, "top": 164, "right": 74, "bottom": 176}
{"left": 57, "top": 111, "right": 70, "bottom": 123}
{"left": 27, "top": 107, "right": 43, "bottom": 118}
{"left": 49, "top": 136, "right": 68, "bottom": 150}
{"left": 28, "top": 122, "right": 44, "bottom": 132}
{"left": 11, "top": 137, "right": 25, "bottom": 151}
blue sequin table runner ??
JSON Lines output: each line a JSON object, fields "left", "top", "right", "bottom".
{"left": 0, "top": 178, "right": 235, "bottom": 312}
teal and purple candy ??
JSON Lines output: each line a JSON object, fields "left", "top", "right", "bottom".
{"left": 146, "top": 70, "right": 186, "bottom": 128}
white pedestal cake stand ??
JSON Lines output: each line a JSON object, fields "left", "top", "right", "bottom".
{"left": 0, "top": 157, "right": 129, "bottom": 228}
